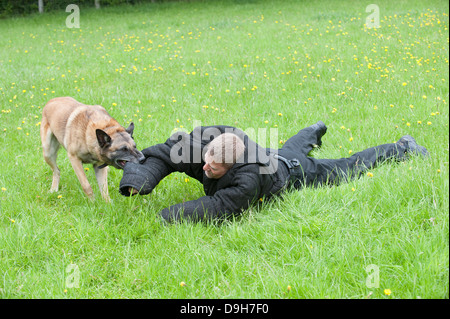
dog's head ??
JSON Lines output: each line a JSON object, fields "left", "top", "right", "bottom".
{"left": 96, "top": 122, "right": 145, "bottom": 169}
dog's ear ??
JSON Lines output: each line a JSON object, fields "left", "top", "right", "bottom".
{"left": 96, "top": 129, "right": 112, "bottom": 149}
{"left": 126, "top": 122, "right": 135, "bottom": 138}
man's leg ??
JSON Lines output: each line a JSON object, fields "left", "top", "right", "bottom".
{"left": 281, "top": 121, "right": 328, "bottom": 157}
{"left": 294, "top": 136, "right": 428, "bottom": 188}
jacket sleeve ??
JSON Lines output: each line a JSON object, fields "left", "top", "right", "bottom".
{"left": 159, "top": 172, "right": 262, "bottom": 222}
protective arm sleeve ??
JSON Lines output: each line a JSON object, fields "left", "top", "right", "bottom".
{"left": 119, "top": 144, "right": 173, "bottom": 196}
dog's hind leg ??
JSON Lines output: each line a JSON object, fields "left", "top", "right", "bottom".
{"left": 41, "top": 125, "right": 61, "bottom": 192}
{"left": 94, "top": 165, "right": 110, "bottom": 202}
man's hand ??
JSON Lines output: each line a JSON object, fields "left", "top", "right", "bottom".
{"left": 129, "top": 187, "right": 139, "bottom": 195}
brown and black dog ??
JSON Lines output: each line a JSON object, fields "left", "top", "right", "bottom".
{"left": 40, "top": 97, "right": 145, "bottom": 201}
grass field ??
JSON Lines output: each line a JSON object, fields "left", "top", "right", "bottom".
{"left": 0, "top": 0, "right": 448, "bottom": 299}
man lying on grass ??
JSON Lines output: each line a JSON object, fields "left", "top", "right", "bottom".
{"left": 119, "top": 122, "right": 428, "bottom": 223}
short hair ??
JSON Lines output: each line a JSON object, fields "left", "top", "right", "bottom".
{"left": 204, "top": 133, "right": 245, "bottom": 168}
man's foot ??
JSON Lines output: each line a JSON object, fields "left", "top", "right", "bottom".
{"left": 396, "top": 135, "right": 429, "bottom": 157}
{"left": 311, "top": 121, "right": 327, "bottom": 148}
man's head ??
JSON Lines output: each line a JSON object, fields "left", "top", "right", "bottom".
{"left": 203, "top": 133, "right": 245, "bottom": 179}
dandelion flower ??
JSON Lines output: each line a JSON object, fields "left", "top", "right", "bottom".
{"left": 367, "top": 172, "right": 374, "bottom": 177}
{"left": 180, "top": 281, "right": 187, "bottom": 287}
{"left": 384, "top": 289, "right": 392, "bottom": 296}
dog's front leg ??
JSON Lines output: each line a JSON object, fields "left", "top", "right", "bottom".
{"left": 68, "top": 153, "right": 94, "bottom": 200}
{"left": 94, "top": 165, "right": 110, "bottom": 202}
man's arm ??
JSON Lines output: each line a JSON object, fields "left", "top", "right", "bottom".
{"left": 159, "top": 172, "right": 262, "bottom": 222}
{"left": 119, "top": 155, "right": 173, "bottom": 196}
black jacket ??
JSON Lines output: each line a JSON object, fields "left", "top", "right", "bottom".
{"left": 119, "top": 126, "right": 289, "bottom": 222}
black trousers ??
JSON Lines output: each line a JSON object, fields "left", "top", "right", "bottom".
{"left": 278, "top": 122, "right": 407, "bottom": 188}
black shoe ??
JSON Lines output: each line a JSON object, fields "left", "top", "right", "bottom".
{"left": 396, "top": 135, "right": 429, "bottom": 157}
{"left": 311, "top": 121, "right": 327, "bottom": 148}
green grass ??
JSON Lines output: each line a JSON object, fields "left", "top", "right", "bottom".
{"left": 0, "top": 0, "right": 448, "bottom": 299}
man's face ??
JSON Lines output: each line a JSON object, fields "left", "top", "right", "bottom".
{"left": 203, "top": 154, "right": 229, "bottom": 179}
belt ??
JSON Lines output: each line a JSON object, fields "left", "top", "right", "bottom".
{"left": 274, "top": 154, "right": 300, "bottom": 170}
{"left": 274, "top": 154, "right": 304, "bottom": 188}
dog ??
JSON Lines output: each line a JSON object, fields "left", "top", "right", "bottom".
{"left": 40, "top": 97, "right": 145, "bottom": 201}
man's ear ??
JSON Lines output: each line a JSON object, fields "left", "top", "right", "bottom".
{"left": 126, "top": 122, "right": 135, "bottom": 138}
{"left": 96, "top": 129, "right": 112, "bottom": 149}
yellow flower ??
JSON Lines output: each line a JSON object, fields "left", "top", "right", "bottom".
{"left": 1, "top": 187, "right": 6, "bottom": 192}
{"left": 180, "top": 281, "right": 187, "bottom": 287}
{"left": 348, "top": 150, "right": 352, "bottom": 154}
{"left": 367, "top": 172, "right": 374, "bottom": 177}
{"left": 278, "top": 112, "right": 283, "bottom": 116}
{"left": 287, "top": 285, "right": 292, "bottom": 292}
{"left": 384, "top": 289, "right": 392, "bottom": 296}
